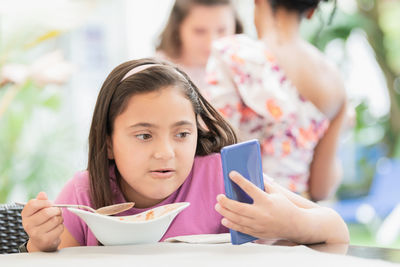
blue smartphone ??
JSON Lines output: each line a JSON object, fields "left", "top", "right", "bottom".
{"left": 220, "top": 139, "right": 265, "bottom": 245}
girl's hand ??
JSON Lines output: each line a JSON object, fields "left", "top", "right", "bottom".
{"left": 215, "top": 171, "right": 301, "bottom": 242}
{"left": 21, "top": 192, "right": 64, "bottom": 252}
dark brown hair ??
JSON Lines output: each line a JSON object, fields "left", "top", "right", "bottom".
{"left": 87, "top": 58, "right": 237, "bottom": 209}
{"left": 157, "top": 0, "right": 243, "bottom": 59}
{"left": 267, "top": 0, "right": 328, "bottom": 13}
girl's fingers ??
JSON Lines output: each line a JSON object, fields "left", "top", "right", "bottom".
{"left": 21, "top": 193, "right": 64, "bottom": 252}
{"left": 36, "top": 224, "right": 64, "bottom": 252}
{"left": 216, "top": 194, "right": 259, "bottom": 218}
{"left": 263, "top": 173, "right": 277, "bottom": 194}
{"left": 38, "top": 215, "right": 64, "bottom": 234}
{"left": 215, "top": 202, "right": 254, "bottom": 226}
{"left": 221, "top": 218, "right": 259, "bottom": 237}
{"left": 36, "top": 191, "right": 48, "bottom": 200}
{"left": 22, "top": 192, "right": 51, "bottom": 217}
{"left": 264, "top": 180, "right": 276, "bottom": 194}
{"left": 229, "top": 171, "right": 267, "bottom": 202}
{"left": 36, "top": 207, "right": 62, "bottom": 226}
{"left": 28, "top": 214, "right": 63, "bottom": 239}
{"left": 25, "top": 207, "right": 62, "bottom": 229}
{"left": 21, "top": 199, "right": 53, "bottom": 218}
{"left": 45, "top": 221, "right": 64, "bottom": 238}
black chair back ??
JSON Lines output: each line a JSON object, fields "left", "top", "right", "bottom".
{"left": 0, "top": 204, "right": 28, "bottom": 254}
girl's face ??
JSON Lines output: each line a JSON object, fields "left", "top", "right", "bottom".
{"left": 179, "top": 4, "right": 236, "bottom": 67}
{"left": 109, "top": 86, "right": 198, "bottom": 208}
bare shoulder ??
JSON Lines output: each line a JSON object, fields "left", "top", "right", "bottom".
{"left": 299, "top": 42, "right": 346, "bottom": 119}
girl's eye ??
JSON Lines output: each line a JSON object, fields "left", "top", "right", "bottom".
{"left": 136, "top": 133, "right": 152, "bottom": 140}
{"left": 176, "top": 132, "right": 190, "bottom": 138}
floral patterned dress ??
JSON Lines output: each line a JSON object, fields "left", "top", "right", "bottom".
{"left": 204, "top": 35, "right": 329, "bottom": 194}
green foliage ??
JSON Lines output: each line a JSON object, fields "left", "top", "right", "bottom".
{"left": 301, "top": 1, "right": 400, "bottom": 206}
{"left": 309, "top": 11, "right": 370, "bottom": 50}
{"left": 348, "top": 223, "right": 400, "bottom": 250}
{"left": 0, "top": 80, "right": 67, "bottom": 203}
{"left": 379, "top": 0, "right": 400, "bottom": 74}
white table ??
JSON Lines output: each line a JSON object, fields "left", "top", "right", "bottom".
{"left": 1, "top": 242, "right": 398, "bottom": 267}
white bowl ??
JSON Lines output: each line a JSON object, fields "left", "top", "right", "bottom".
{"left": 67, "top": 202, "right": 190, "bottom": 246}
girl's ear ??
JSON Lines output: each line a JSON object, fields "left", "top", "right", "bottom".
{"left": 107, "top": 136, "right": 114, "bottom": 159}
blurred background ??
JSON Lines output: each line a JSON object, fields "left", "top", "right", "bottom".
{"left": 0, "top": 0, "right": 399, "bottom": 250}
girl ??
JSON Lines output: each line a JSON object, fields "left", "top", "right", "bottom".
{"left": 21, "top": 58, "right": 349, "bottom": 252}
{"left": 203, "top": 0, "right": 348, "bottom": 201}
{"left": 156, "top": 0, "right": 243, "bottom": 89}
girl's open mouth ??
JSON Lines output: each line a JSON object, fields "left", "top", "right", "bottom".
{"left": 150, "top": 169, "right": 175, "bottom": 178}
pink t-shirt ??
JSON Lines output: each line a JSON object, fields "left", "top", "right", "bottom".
{"left": 55, "top": 153, "right": 228, "bottom": 246}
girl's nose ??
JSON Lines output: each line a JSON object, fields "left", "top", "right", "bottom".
{"left": 206, "top": 32, "right": 218, "bottom": 46}
{"left": 153, "top": 140, "right": 175, "bottom": 160}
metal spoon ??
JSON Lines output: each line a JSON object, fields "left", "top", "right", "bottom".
{"left": 15, "top": 202, "right": 135, "bottom": 216}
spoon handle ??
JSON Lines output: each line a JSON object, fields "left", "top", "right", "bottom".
{"left": 52, "top": 204, "right": 96, "bottom": 212}
{"left": 14, "top": 202, "right": 96, "bottom": 213}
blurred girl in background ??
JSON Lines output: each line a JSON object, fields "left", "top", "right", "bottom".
{"left": 156, "top": 0, "right": 242, "bottom": 89}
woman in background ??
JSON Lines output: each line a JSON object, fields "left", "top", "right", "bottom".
{"left": 204, "top": 0, "right": 347, "bottom": 201}
{"left": 156, "top": 0, "right": 242, "bottom": 89}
